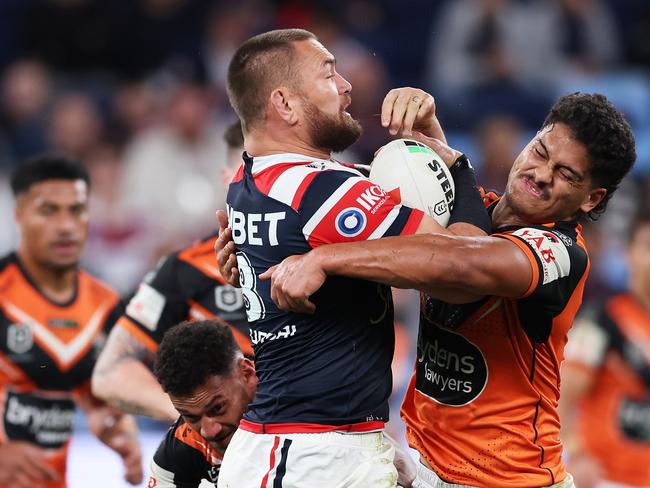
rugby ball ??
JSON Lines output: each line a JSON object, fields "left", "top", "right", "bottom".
{"left": 369, "top": 139, "right": 455, "bottom": 226}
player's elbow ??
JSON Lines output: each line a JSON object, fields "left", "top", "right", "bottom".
{"left": 91, "top": 359, "right": 118, "bottom": 401}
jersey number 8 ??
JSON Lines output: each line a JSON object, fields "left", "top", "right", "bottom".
{"left": 236, "top": 251, "right": 266, "bottom": 322}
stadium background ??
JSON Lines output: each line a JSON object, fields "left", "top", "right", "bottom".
{"left": 0, "top": 0, "right": 648, "bottom": 486}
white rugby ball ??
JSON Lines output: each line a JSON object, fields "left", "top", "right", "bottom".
{"left": 369, "top": 139, "right": 455, "bottom": 226}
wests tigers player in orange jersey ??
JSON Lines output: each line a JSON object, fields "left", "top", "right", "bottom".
{"left": 251, "top": 93, "right": 637, "bottom": 487}
{"left": 560, "top": 213, "right": 650, "bottom": 488}
{"left": 0, "top": 154, "right": 142, "bottom": 488}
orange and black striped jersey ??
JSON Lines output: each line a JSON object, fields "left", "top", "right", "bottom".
{"left": 401, "top": 193, "right": 590, "bottom": 487}
{"left": 564, "top": 293, "right": 650, "bottom": 486}
{"left": 148, "top": 417, "right": 222, "bottom": 488}
{"left": 117, "top": 232, "right": 251, "bottom": 356}
{"left": 0, "top": 252, "right": 122, "bottom": 488}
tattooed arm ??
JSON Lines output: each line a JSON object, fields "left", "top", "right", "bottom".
{"left": 91, "top": 326, "right": 178, "bottom": 423}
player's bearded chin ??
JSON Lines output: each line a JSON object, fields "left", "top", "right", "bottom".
{"left": 302, "top": 97, "right": 362, "bottom": 153}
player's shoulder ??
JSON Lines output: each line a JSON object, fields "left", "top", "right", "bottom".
{"left": 148, "top": 231, "right": 225, "bottom": 289}
{"left": 0, "top": 251, "right": 17, "bottom": 272}
{"left": 496, "top": 221, "right": 588, "bottom": 288}
{"left": 0, "top": 251, "right": 18, "bottom": 284}
{"left": 160, "top": 418, "right": 219, "bottom": 463}
{"left": 78, "top": 268, "right": 121, "bottom": 300}
{"left": 498, "top": 221, "right": 585, "bottom": 257}
{"left": 176, "top": 231, "right": 226, "bottom": 283}
{"left": 248, "top": 153, "right": 365, "bottom": 210}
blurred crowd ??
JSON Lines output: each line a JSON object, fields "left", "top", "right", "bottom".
{"left": 0, "top": 0, "right": 649, "bottom": 313}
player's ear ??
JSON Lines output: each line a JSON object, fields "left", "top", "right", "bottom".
{"left": 238, "top": 357, "right": 256, "bottom": 381}
{"left": 580, "top": 187, "right": 607, "bottom": 214}
{"left": 269, "top": 87, "right": 299, "bottom": 126}
{"left": 238, "top": 357, "right": 258, "bottom": 396}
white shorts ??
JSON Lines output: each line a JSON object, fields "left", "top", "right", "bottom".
{"left": 413, "top": 460, "right": 576, "bottom": 488}
{"left": 217, "top": 428, "right": 398, "bottom": 488}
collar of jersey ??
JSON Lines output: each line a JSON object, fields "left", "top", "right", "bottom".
{"left": 251, "top": 152, "right": 336, "bottom": 175}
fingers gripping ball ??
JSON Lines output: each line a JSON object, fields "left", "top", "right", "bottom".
{"left": 369, "top": 139, "right": 455, "bottom": 226}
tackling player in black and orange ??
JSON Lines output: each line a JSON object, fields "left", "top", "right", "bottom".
{"left": 0, "top": 154, "right": 142, "bottom": 488}
{"left": 148, "top": 319, "right": 257, "bottom": 488}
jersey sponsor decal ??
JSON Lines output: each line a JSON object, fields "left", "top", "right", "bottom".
{"left": 513, "top": 227, "right": 571, "bottom": 285}
{"left": 7, "top": 323, "right": 33, "bottom": 354}
{"left": 250, "top": 325, "right": 297, "bottom": 345}
{"left": 335, "top": 207, "right": 367, "bottom": 237}
{"left": 3, "top": 391, "right": 75, "bottom": 448}
{"left": 215, "top": 285, "right": 244, "bottom": 313}
{"left": 415, "top": 325, "right": 488, "bottom": 406}
{"left": 126, "top": 282, "right": 166, "bottom": 332}
{"left": 356, "top": 184, "right": 389, "bottom": 214}
{"left": 228, "top": 206, "right": 286, "bottom": 247}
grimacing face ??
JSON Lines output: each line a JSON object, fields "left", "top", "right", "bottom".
{"left": 502, "top": 123, "right": 606, "bottom": 224}
{"left": 170, "top": 358, "right": 257, "bottom": 454}
{"left": 15, "top": 179, "right": 89, "bottom": 271}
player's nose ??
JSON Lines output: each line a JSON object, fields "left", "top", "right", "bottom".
{"left": 534, "top": 161, "right": 553, "bottom": 185}
{"left": 200, "top": 417, "right": 223, "bottom": 439}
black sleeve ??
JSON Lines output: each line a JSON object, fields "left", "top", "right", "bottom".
{"left": 122, "top": 254, "right": 192, "bottom": 345}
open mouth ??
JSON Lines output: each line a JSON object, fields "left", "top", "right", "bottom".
{"left": 523, "top": 176, "right": 544, "bottom": 198}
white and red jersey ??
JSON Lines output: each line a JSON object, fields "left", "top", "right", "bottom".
{"left": 227, "top": 152, "right": 423, "bottom": 428}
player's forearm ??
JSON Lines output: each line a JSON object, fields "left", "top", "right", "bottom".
{"left": 92, "top": 360, "right": 178, "bottom": 422}
{"left": 315, "top": 234, "right": 463, "bottom": 291}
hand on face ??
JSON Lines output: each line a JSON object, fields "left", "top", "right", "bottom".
{"left": 381, "top": 87, "right": 440, "bottom": 139}
{"left": 259, "top": 253, "right": 327, "bottom": 314}
{"left": 215, "top": 210, "right": 240, "bottom": 288}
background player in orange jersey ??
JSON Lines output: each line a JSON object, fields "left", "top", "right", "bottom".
{"left": 91, "top": 121, "right": 250, "bottom": 423}
{"left": 219, "top": 92, "right": 637, "bottom": 487}
{"left": 0, "top": 154, "right": 142, "bottom": 488}
{"left": 560, "top": 211, "right": 650, "bottom": 488}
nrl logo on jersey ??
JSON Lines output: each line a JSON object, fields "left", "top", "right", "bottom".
{"left": 7, "top": 324, "right": 34, "bottom": 354}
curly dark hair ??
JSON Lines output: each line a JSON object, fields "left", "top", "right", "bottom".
{"left": 154, "top": 320, "right": 240, "bottom": 398}
{"left": 542, "top": 92, "right": 636, "bottom": 220}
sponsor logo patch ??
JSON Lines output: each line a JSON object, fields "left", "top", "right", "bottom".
{"left": 335, "top": 207, "right": 367, "bottom": 237}
{"left": 415, "top": 325, "right": 488, "bottom": 406}
{"left": 513, "top": 227, "right": 571, "bottom": 284}
{"left": 215, "top": 285, "right": 244, "bottom": 313}
{"left": 3, "top": 391, "right": 75, "bottom": 448}
{"left": 126, "top": 283, "right": 166, "bottom": 331}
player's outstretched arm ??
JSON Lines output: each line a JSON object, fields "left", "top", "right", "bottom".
{"left": 0, "top": 441, "right": 59, "bottom": 487}
{"left": 262, "top": 233, "right": 533, "bottom": 313}
{"left": 92, "top": 326, "right": 178, "bottom": 422}
{"left": 77, "top": 391, "right": 143, "bottom": 485}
